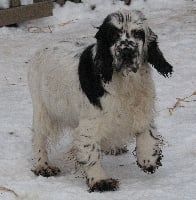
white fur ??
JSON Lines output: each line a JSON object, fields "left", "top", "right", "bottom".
{"left": 28, "top": 10, "right": 163, "bottom": 191}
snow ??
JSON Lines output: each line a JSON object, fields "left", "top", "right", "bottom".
{"left": 0, "top": 0, "right": 196, "bottom": 199}
{"left": 0, "top": 1, "right": 9, "bottom": 9}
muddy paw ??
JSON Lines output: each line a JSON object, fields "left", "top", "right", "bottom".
{"left": 32, "top": 165, "right": 61, "bottom": 177}
{"left": 137, "top": 154, "right": 163, "bottom": 174}
{"left": 89, "top": 178, "right": 119, "bottom": 192}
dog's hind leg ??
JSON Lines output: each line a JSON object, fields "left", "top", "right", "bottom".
{"left": 136, "top": 123, "right": 163, "bottom": 174}
{"left": 31, "top": 104, "right": 60, "bottom": 177}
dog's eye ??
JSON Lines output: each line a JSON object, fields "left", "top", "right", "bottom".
{"left": 132, "top": 30, "right": 145, "bottom": 40}
{"left": 112, "top": 32, "right": 120, "bottom": 41}
{"left": 110, "top": 27, "right": 121, "bottom": 42}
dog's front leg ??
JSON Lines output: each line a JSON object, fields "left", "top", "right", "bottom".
{"left": 74, "top": 121, "right": 119, "bottom": 192}
{"left": 136, "top": 123, "right": 163, "bottom": 174}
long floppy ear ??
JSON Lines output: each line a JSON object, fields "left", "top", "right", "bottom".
{"left": 78, "top": 45, "right": 107, "bottom": 110}
{"left": 95, "top": 20, "right": 112, "bottom": 45}
{"left": 94, "top": 41, "right": 113, "bottom": 83}
{"left": 147, "top": 28, "right": 173, "bottom": 77}
{"left": 95, "top": 25, "right": 105, "bottom": 41}
{"left": 95, "top": 14, "right": 116, "bottom": 45}
{"left": 94, "top": 21, "right": 114, "bottom": 83}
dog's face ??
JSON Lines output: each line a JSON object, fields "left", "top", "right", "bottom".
{"left": 95, "top": 10, "right": 173, "bottom": 78}
{"left": 108, "top": 11, "right": 147, "bottom": 74}
{"left": 95, "top": 10, "right": 147, "bottom": 74}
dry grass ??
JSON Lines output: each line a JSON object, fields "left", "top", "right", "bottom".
{"left": 27, "top": 19, "right": 78, "bottom": 33}
{"left": 168, "top": 91, "right": 196, "bottom": 115}
{"left": 0, "top": 186, "right": 19, "bottom": 197}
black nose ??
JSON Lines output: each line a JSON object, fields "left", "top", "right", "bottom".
{"left": 121, "top": 48, "right": 134, "bottom": 60}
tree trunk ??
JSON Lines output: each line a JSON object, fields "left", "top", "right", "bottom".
{"left": 10, "top": 0, "right": 21, "bottom": 7}
{"left": 33, "top": 0, "right": 43, "bottom": 3}
{"left": 55, "top": 0, "right": 66, "bottom": 6}
{"left": 55, "top": 0, "right": 81, "bottom": 6}
{"left": 124, "top": 0, "right": 132, "bottom": 5}
{"left": 69, "top": 0, "right": 82, "bottom": 2}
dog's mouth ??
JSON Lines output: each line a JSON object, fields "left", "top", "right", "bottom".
{"left": 123, "top": 60, "right": 139, "bottom": 73}
{"left": 114, "top": 59, "right": 139, "bottom": 74}
{"left": 122, "top": 65, "right": 139, "bottom": 76}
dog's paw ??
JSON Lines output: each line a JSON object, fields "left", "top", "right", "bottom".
{"left": 32, "top": 165, "right": 61, "bottom": 177}
{"left": 137, "top": 152, "right": 163, "bottom": 174}
{"left": 103, "top": 146, "right": 128, "bottom": 156}
{"left": 89, "top": 178, "right": 119, "bottom": 192}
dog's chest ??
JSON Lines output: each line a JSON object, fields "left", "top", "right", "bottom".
{"left": 101, "top": 72, "right": 155, "bottom": 134}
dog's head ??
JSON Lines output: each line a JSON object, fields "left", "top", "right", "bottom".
{"left": 95, "top": 10, "right": 173, "bottom": 79}
{"left": 79, "top": 10, "right": 174, "bottom": 109}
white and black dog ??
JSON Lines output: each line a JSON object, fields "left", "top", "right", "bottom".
{"left": 28, "top": 9, "right": 173, "bottom": 192}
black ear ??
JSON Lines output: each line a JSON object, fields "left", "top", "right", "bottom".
{"left": 78, "top": 43, "right": 113, "bottom": 110}
{"left": 94, "top": 19, "right": 114, "bottom": 83}
{"left": 78, "top": 45, "right": 106, "bottom": 110}
{"left": 94, "top": 41, "right": 113, "bottom": 83}
{"left": 95, "top": 25, "right": 105, "bottom": 41}
{"left": 147, "top": 28, "right": 173, "bottom": 77}
{"left": 95, "top": 14, "right": 111, "bottom": 41}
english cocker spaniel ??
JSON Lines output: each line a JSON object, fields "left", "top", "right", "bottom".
{"left": 28, "top": 9, "right": 173, "bottom": 192}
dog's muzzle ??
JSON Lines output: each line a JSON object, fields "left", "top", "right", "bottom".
{"left": 114, "top": 40, "right": 139, "bottom": 73}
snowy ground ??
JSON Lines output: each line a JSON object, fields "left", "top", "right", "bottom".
{"left": 0, "top": 0, "right": 196, "bottom": 199}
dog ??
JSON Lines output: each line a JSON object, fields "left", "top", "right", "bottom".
{"left": 28, "top": 9, "right": 173, "bottom": 192}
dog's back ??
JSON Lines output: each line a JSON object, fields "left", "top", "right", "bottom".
{"left": 28, "top": 43, "right": 84, "bottom": 129}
